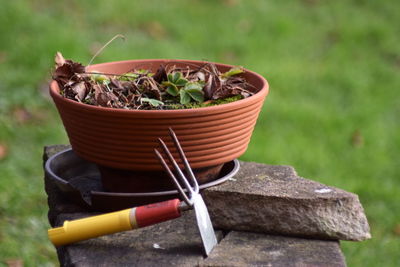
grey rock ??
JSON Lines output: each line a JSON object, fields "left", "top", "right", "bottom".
{"left": 203, "top": 161, "right": 371, "bottom": 241}
{"left": 54, "top": 211, "right": 222, "bottom": 267}
{"left": 202, "top": 231, "right": 346, "bottom": 267}
{"left": 52, "top": 213, "right": 346, "bottom": 267}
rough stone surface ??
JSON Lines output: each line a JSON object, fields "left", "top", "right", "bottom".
{"left": 54, "top": 211, "right": 219, "bottom": 267}
{"left": 203, "top": 162, "right": 371, "bottom": 241}
{"left": 44, "top": 145, "right": 361, "bottom": 266}
{"left": 202, "top": 231, "right": 346, "bottom": 267}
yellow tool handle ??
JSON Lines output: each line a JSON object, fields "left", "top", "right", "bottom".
{"left": 48, "top": 199, "right": 181, "bottom": 247}
{"left": 48, "top": 208, "right": 135, "bottom": 246}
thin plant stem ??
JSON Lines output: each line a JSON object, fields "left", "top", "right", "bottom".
{"left": 87, "top": 34, "right": 125, "bottom": 67}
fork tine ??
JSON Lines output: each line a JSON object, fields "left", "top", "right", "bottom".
{"left": 168, "top": 128, "right": 199, "bottom": 193}
{"left": 157, "top": 138, "right": 195, "bottom": 196}
{"left": 154, "top": 148, "right": 192, "bottom": 207}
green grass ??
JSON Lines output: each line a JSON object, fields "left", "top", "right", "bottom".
{"left": 0, "top": 0, "right": 399, "bottom": 266}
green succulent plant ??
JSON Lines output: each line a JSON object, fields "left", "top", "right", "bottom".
{"left": 141, "top": 97, "right": 164, "bottom": 107}
{"left": 162, "top": 72, "right": 204, "bottom": 104}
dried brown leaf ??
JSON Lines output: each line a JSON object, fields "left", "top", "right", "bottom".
{"left": 92, "top": 84, "right": 106, "bottom": 106}
{"left": 12, "top": 107, "right": 32, "bottom": 124}
{"left": 97, "top": 92, "right": 111, "bottom": 107}
{"left": 152, "top": 65, "right": 167, "bottom": 83}
{"left": 5, "top": 259, "right": 23, "bottom": 267}
{"left": 210, "top": 76, "right": 223, "bottom": 100}
{"left": 72, "top": 82, "right": 87, "bottom": 101}
{"left": 351, "top": 130, "right": 364, "bottom": 148}
{"left": 0, "top": 51, "right": 8, "bottom": 64}
{"left": 122, "top": 81, "right": 139, "bottom": 94}
{"left": 212, "top": 83, "right": 252, "bottom": 99}
{"left": 109, "top": 79, "right": 123, "bottom": 90}
{"left": 54, "top": 52, "right": 66, "bottom": 68}
{"left": 0, "top": 143, "right": 8, "bottom": 160}
{"left": 53, "top": 64, "right": 74, "bottom": 80}
{"left": 140, "top": 77, "right": 162, "bottom": 100}
{"left": 53, "top": 59, "right": 86, "bottom": 86}
{"left": 223, "top": 0, "right": 240, "bottom": 7}
{"left": 203, "top": 75, "right": 214, "bottom": 99}
{"left": 393, "top": 223, "right": 400, "bottom": 236}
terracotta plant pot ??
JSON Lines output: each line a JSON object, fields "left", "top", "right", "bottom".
{"left": 49, "top": 59, "right": 269, "bottom": 191}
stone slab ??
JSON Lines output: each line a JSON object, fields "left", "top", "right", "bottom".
{"left": 44, "top": 145, "right": 349, "bottom": 266}
{"left": 53, "top": 213, "right": 346, "bottom": 267}
{"left": 203, "top": 162, "right": 371, "bottom": 241}
{"left": 54, "top": 211, "right": 220, "bottom": 267}
{"left": 202, "top": 231, "right": 346, "bottom": 267}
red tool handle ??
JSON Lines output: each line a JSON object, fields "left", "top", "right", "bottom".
{"left": 135, "top": 198, "right": 182, "bottom": 228}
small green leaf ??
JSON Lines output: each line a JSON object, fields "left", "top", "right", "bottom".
{"left": 169, "top": 73, "right": 175, "bottom": 82}
{"left": 185, "top": 88, "right": 204, "bottom": 103}
{"left": 173, "top": 72, "right": 182, "bottom": 83}
{"left": 184, "top": 82, "right": 203, "bottom": 91}
{"left": 175, "top": 77, "right": 188, "bottom": 86}
{"left": 137, "top": 69, "right": 149, "bottom": 74}
{"left": 91, "top": 73, "right": 109, "bottom": 84}
{"left": 167, "top": 73, "right": 174, "bottom": 82}
{"left": 141, "top": 97, "right": 164, "bottom": 107}
{"left": 222, "top": 67, "right": 244, "bottom": 78}
{"left": 166, "top": 72, "right": 188, "bottom": 88}
{"left": 179, "top": 90, "right": 191, "bottom": 104}
{"left": 168, "top": 72, "right": 180, "bottom": 83}
{"left": 119, "top": 73, "right": 138, "bottom": 81}
{"left": 166, "top": 84, "right": 179, "bottom": 96}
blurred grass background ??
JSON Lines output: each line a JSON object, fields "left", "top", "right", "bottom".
{"left": 0, "top": 0, "right": 399, "bottom": 266}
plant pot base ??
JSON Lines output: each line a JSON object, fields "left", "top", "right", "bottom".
{"left": 45, "top": 148, "right": 240, "bottom": 211}
{"left": 98, "top": 164, "right": 224, "bottom": 193}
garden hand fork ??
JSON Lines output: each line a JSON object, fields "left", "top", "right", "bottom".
{"left": 48, "top": 128, "right": 218, "bottom": 256}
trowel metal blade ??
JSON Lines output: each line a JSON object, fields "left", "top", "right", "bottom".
{"left": 192, "top": 193, "right": 217, "bottom": 256}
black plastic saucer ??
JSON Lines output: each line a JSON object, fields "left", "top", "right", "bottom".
{"left": 45, "top": 148, "right": 240, "bottom": 211}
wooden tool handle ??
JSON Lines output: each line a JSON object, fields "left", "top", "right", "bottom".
{"left": 48, "top": 199, "right": 181, "bottom": 246}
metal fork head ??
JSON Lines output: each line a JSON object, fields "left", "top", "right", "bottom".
{"left": 154, "top": 128, "right": 199, "bottom": 207}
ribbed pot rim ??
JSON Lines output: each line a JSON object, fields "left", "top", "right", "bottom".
{"left": 49, "top": 58, "right": 269, "bottom": 113}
